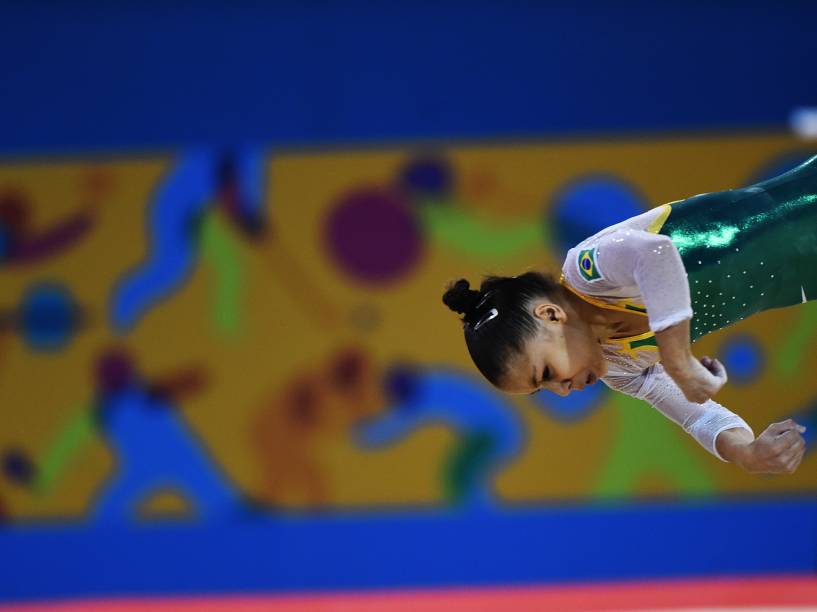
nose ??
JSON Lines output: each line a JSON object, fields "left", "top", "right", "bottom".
{"left": 575, "top": 370, "right": 596, "bottom": 390}
{"left": 562, "top": 373, "right": 590, "bottom": 394}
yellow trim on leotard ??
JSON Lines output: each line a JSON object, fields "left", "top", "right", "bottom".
{"left": 559, "top": 274, "right": 648, "bottom": 317}
{"left": 645, "top": 202, "right": 674, "bottom": 234}
{"left": 559, "top": 275, "right": 658, "bottom": 351}
{"left": 605, "top": 330, "right": 655, "bottom": 344}
{"left": 615, "top": 341, "right": 659, "bottom": 359}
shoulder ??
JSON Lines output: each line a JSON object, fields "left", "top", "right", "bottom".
{"left": 569, "top": 204, "right": 672, "bottom": 250}
{"left": 563, "top": 227, "right": 677, "bottom": 289}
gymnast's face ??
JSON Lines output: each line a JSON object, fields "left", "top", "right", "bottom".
{"left": 499, "top": 299, "right": 607, "bottom": 396}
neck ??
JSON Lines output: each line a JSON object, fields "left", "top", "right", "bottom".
{"left": 560, "top": 288, "right": 640, "bottom": 341}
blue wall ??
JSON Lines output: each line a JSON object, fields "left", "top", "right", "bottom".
{"left": 3, "top": 498, "right": 817, "bottom": 601}
{"left": 1, "top": 1, "right": 816, "bottom": 154}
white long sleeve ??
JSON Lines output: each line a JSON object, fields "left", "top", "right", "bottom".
{"left": 602, "top": 363, "right": 754, "bottom": 461}
{"left": 565, "top": 227, "right": 694, "bottom": 333}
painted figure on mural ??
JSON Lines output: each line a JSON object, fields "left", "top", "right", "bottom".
{"left": 357, "top": 362, "right": 524, "bottom": 510}
{"left": 253, "top": 347, "right": 382, "bottom": 508}
{"left": 2, "top": 348, "right": 237, "bottom": 523}
{"left": 110, "top": 148, "right": 265, "bottom": 336}
{"left": 444, "top": 155, "right": 817, "bottom": 475}
{"left": 0, "top": 182, "right": 100, "bottom": 267}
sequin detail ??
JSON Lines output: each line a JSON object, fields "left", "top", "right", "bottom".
{"left": 658, "top": 155, "right": 817, "bottom": 341}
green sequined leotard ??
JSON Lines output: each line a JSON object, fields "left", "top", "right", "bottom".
{"left": 658, "top": 154, "right": 817, "bottom": 341}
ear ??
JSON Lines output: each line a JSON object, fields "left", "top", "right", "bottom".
{"left": 532, "top": 300, "right": 567, "bottom": 324}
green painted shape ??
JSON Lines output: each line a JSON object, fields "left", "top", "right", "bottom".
{"left": 775, "top": 300, "right": 817, "bottom": 379}
{"left": 200, "top": 214, "right": 243, "bottom": 337}
{"left": 418, "top": 200, "right": 545, "bottom": 261}
{"left": 593, "top": 392, "right": 715, "bottom": 498}
{"left": 443, "top": 431, "right": 496, "bottom": 504}
{"left": 35, "top": 409, "right": 96, "bottom": 495}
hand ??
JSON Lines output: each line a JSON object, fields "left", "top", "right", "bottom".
{"left": 740, "top": 420, "right": 807, "bottom": 474}
{"left": 669, "top": 355, "right": 727, "bottom": 404}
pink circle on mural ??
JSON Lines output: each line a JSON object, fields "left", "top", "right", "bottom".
{"left": 324, "top": 187, "right": 423, "bottom": 285}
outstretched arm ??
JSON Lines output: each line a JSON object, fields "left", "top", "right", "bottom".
{"left": 603, "top": 365, "right": 751, "bottom": 461}
{"left": 601, "top": 364, "right": 805, "bottom": 474}
{"left": 603, "top": 366, "right": 806, "bottom": 473}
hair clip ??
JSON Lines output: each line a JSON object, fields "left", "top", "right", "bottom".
{"left": 474, "top": 290, "right": 494, "bottom": 310}
{"left": 473, "top": 307, "right": 499, "bottom": 330}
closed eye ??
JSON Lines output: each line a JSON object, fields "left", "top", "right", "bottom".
{"left": 529, "top": 366, "right": 550, "bottom": 395}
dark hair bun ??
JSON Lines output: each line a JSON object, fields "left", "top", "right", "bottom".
{"left": 442, "top": 278, "right": 482, "bottom": 316}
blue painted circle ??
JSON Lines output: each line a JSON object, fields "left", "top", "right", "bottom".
{"left": 717, "top": 334, "right": 765, "bottom": 385}
{"left": 530, "top": 382, "right": 608, "bottom": 422}
{"left": 2, "top": 448, "right": 35, "bottom": 485}
{"left": 398, "top": 156, "right": 453, "bottom": 199}
{"left": 549, "top": 176, "right": 646, "bottom": 259}
{"left": 19, "top": 283, "right": 79, "bottom": 351}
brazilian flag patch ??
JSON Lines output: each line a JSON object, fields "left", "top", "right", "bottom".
{"left": 578, "top": 248, "right": 603, "bottom": 282}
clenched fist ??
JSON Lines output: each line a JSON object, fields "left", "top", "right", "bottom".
{"left": 669, "top": 355, "right": 728, "bottom": 404}
{"left": 742, "top": 420, "right": 807, "bottom": 474}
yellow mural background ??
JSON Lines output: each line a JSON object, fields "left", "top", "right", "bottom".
{"left": 1, "top": 132, "right": 816, "bottom": 522}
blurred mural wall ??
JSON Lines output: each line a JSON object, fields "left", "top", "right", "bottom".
{"left": 1, "top": 0, "right": 816, "bottom": 604}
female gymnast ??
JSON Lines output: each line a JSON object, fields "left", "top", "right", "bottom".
{"left": 444, "top": 155, "right": 817, "bottom": 474}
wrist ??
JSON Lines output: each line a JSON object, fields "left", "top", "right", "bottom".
{"left": 732, "top": 441, "right": 756, "bottom": 471}
{"left": 715, "top": 428, "right": 756, "bottom": 468}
